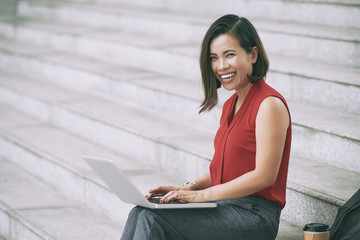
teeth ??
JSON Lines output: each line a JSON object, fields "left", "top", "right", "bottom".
{"left": 220, "top": 73, "right": 235, "bottom": 79}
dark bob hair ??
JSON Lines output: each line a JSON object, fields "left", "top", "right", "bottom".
{"left": 199, "top": 15, "right": 269, "bottom": 113}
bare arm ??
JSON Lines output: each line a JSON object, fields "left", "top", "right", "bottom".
{"left": 187, "top": 171, "right": 213, "bottom": 190}
{"left": 163, "top": 97, "right": 290, "bottom": 203}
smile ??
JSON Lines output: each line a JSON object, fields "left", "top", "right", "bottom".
{"left": 220, "top": 73, "right": 236, "bottom": 79}
{"left": 220, "top": 73, "right": 236, "bottom": 82}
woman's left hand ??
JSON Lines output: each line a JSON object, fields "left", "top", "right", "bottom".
{"left": 160, "top": 189, "right": 206, "bottom": 203}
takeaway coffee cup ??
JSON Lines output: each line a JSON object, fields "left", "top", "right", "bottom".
{"left": 303, "top": 223, "right": 330, "bottom": 240}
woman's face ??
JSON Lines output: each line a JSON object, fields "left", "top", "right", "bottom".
{"left": 210, "top": 34, "right": 257, "bottom": 92}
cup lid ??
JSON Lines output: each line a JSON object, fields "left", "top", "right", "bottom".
{"left": 303, "top": 223, "right": 330, "bottom": 232}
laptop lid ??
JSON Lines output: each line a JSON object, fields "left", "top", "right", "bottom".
{"left": 83, "top": 156, "right": 217, "bottom": 209}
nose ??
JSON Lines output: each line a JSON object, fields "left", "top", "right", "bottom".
{"left": 218, "top": 57, "right": 229, "bottom": 71}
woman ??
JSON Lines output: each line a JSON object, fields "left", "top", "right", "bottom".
{"left": 121, "top": 14, "right": 291, "bottom": 240}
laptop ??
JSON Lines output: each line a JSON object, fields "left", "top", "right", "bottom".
{"left": 83, "top": 156, "right": 217, "bottom": 209}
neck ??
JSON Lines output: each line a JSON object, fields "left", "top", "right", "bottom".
{"left": 233, "top": 81, "right": 254, "bottom": 115}
{"left": 235, "top": 81, "right": 253, "bottom": 104}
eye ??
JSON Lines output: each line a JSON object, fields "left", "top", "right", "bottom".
{"left": 226, "top": 53, "right": 235, "bottom": 58}
{"left": 210, "top": 56, "right": 217, "bottom": 62}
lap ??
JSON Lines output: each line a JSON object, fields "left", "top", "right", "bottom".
{"left": 129, "top": 196, "right": 281, "bottom": 240}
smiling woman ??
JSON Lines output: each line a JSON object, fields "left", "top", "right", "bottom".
{"left": 210, "top": 34, "right": 256, "bottom": 110}
{"left": 120, "top": 15, "right": 291, "bottom": 240}
{"left": 199, "top": 16, "right": 269, "bottom": 113}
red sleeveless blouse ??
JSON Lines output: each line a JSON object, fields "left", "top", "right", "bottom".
{"left": 209, "top": 79, "right": 292, "bottom": 208}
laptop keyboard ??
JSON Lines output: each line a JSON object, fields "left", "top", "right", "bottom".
{"left": 148, "top": 196, "right": 187, "bottom": 204}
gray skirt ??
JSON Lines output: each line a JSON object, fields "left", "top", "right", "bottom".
{"left": 120, "top": 196, "right": 282, "bottom": 240}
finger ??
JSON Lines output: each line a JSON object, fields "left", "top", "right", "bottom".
{"left": 147, "top": 186, "right": 168, "bottom": 199}
{"left": 174, "top": 191, "right": 193, "bottom": 203}
{"left": 161, "top": 191, "right": 177, "bottom": 203}
{"left": 174, "top": 192, "right": 190, "bottom": 202}
{"left": 160, "top": 191, "right": 172, "bottom": 202}
{"left": 164, "top": 191, "right": 184, "bottom": 203}
{"left": 145, "top": 192, "right": 155, "bottom": 199}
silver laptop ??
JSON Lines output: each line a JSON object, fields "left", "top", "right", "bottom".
{"left": 83, "top": 156, "right": 217, "bottom": 209}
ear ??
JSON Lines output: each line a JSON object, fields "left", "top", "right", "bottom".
{"left": 251, "top": 47, "right": 258, "bottom": 64}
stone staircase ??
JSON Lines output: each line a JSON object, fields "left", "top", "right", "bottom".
{"left": 0, "top": 0, "right": 359, "bottom": 239}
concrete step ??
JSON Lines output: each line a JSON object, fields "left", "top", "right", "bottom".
{"left": 0, "top": 67, "right": 358, "bottom": 226}
{"left": 0, "top": 69, "right": 215, "bottom": 179}
{"left": 290, "top": 101, "right": 360, "bottom": 173}
{"left": 284, "top": 154, "right": 360, "bottom": 225}
{"left": 17, "top": 0, "right": 210, "bottom": 43}
{"left": 267, "top": 55, "right": 360, "bottom": 114}
{"left": 28, "top": 0, "right": 360, "bottom": 29}
{"left": 0, "top": 37, "right": 222, "bottom": 130}
{"left": 0, "top": 17, "right": 200, "bottom": 80}
{"left": 1, "top": 18, "right": 359, "bottom": 112}
{"left": 0, "top": 42, "right": 359, "bottom": 173}
{"left": 17, "top": 0, "right": 360, "bottom": 68}
{"left": 0, "top": 106, "right": 304, "bottom": 239}
{"left": 0, "top": 36, "right": 359, "bottom": 117}
{"left": 1, "top": 7, "right": 360, "bottom": 73}
{"left": 0, "top": 103, "right": 183, "bottom": 225}
{"left": 0, "top": 157, "right": 122, "bottom": 239}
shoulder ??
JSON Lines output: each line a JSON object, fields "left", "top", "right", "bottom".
{"left": 260, "top": 96, "right": 287, "bottom": 112}
{"left": 257, "top": 96, "right": 290, "bottom": 129}
{"left": 256, "top": 80, "right": 285, "bottom": 99}
{"left": 254, "top": 81, "right": 289, "bottom": 117}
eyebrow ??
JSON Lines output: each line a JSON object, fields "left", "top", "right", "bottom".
{"left": 224, "top": 49, "right": 235, "bottom": 54}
